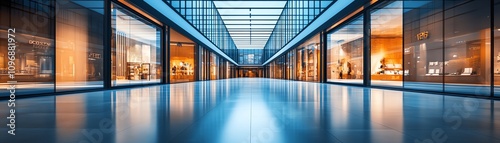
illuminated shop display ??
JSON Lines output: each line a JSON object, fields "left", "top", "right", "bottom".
{"left": 370, "top": 1, "right": 403, "bottom": 87}
{"left": 269, "top": 34, "right": 320, "bottom": 82}
{"left": 401, "top": 0, "right": 491, "bottom": 96}
{"left": 170, "top": 29, "right": 196, "bottom": 83}
{"left": 56, "top": 0, "right": 105, "bottom": 91}
{"left": 111, "top": 3, "right": 162, "bottom": 86}
{"left": 0, "top": 0, "right": 240, "bottom": 97}
{"left": 296, "top": 34, "right": 321, "bottom": 82}
{"left": 210, "top": 52, "right": 218, "bottom": 80}
{"left": 0, "top": 0, "right": 55, "bottom": 95}
{"left": 326, "top": 16, "right": 364, "bottom": 84}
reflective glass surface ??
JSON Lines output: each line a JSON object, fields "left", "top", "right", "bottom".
{"left": 56, "top": 0, "right": 105, "bottom": 91}
{"left": 170, "top": 29, "right": 196, "bottom": 83}
{"left": 326, "top": 16, "right": 364, "bottom": 84}
{"left": 0, "top": 0, "right": 55, "bottom": 96}
{"left": 111, "top": 3, "right": 162, "bottom": 86}
{"left": 370, "top": 1, "right": 403, "bottom": 87}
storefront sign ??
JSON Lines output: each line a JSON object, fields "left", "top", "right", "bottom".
{"left": 417, "top": 31, "right": 429, "bottom": 40}
{"left": 29, "top": 40, "right": 51, "bottom": 49}
{"left": 89, "top": 53, "right": 101, "bottom": 59}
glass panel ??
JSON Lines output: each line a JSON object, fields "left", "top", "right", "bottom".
{"left": 494, "top": 0, "right": 500, "bottom": 96}
{"left": 289, "top": 50, "right": 296, "bottom": 80}
{"left": 0, "top": 0, "right": 55, "bottom": 96}
{"left": 403, "top": 0, "right": 444, "bottom": 92}
{"left": 326, "top": 16, "right": 364, "bottom": 84}
{"left": 56, "top": 0, "right": 104, "bottom": 91}
{"left": 275, "top": 56, "right": 284, "bottom": 79}
{"left": 443, "top": 0, "right": 490, "bottom": 96}
{"left": 295, "top": 34, "right": 320, "bottom": 82}
{"left": 111, "top": 3, "right": 162, "bottom": 86}
{"left": 210, "top": 52, "right": 218, "bottom": 80}
{"left": 370, "top": 1, "right": 403, "bottom": 87}
{"left": 170, "top": 29, "right": 195, "bottom": 83}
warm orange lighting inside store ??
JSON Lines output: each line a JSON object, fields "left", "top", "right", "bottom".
{"left": 170, "top": 29, "right": 196, "bottom": 83}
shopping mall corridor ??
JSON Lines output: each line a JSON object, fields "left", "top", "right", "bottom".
{"left": 1, "top": 78, "right": 499, "bottom": 143}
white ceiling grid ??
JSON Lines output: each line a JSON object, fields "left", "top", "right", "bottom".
{"left": 213, "top": 1, "right": 287, "bottom": 49}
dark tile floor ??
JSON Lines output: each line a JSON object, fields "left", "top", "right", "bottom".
{"left": 1, "top": 78, "right": 499, "bottom": 143}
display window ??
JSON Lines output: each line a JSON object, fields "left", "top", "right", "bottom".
{"left": 370, "top": 1, "right": 403, "bottom": 87}
{"left": 111, "top": 3, "right": 162, "bottom": 86}
{"left": 269, "top": 62, "right": 275, "bottom": 78}
{"left": 170, "top": 29, "right": 196, "bottom": 83}
{"left": 210, "top": 52, "right": 218, "bottom": 80}
{"left": 287, "top": 50, "right": 296, "bottom": 80}
{"left": 494, "top": 0, "right": 500, "bottom": 97}
{"left": 294, "top": 34, "right": 320, "bottom": 82}
{"left": 443, "top": 0, "right": 491, "bottom": 96}
{"left": 402, "top": 0, "right": 444, "bottom": 92}
{"left": 326, "top": 16, "right": 364, "bottom": 84}
{"left": 0, "top": 0, "right": 55, "bottom": 96}
{"left": 403, "top": 0, "right": 491, "bottom": 95}
{"left": 199, "top": 46, "right": 209, "bottom": 81}
{"left": 274, "top": 56, "right": 282, "bottom": 79}
{"left": 56, "top": 0, "right": 104, "bottom": 91}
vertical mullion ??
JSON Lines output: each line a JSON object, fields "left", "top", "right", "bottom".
{"left": 166, "top": 27, "right": 171, "bottom": 84}
{"left": 104, "top": 0, "right": 112, "bottom": 89}
{"left": 52, "top": 0, "right": 56, "bottom": 92}
{"left": 161, "top": 26, "right": 167, "bottom": 84}
{"left": 363, "top": 11, "right": 371, "bottom": 87}
{"left": 491, "top": 0, "right": 495, "bottom": 96}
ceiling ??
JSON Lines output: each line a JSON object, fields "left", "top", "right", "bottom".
{"left": 213, "top": 1, "right": 287, "bottom": 49}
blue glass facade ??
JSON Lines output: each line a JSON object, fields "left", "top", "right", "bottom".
{"left": 165, "top": 0, "right": 238, "bottom": 60}
{"left": 263, "top": 0, "right": 333, "bottom": 60}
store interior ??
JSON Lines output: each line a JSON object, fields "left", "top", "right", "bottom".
{"left": 170, "top": 29, "right": 196, "bottom": 83}
{"left": 111, "top": 3, "right": 162, "bottom": 86}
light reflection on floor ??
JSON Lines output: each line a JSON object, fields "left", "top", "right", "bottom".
{"left": 0, "top": 78, "right": 499, "bottom": 143}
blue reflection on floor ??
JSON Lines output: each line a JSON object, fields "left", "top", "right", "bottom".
{"left": 0, "top": 78, "right": 499, "bottom": 143}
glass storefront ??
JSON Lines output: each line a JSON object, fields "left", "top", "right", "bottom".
{"left": 402, "top": 0, "right": 444, "bottom": 92}
{"left": 296, "top": 34, "right": 321, "bottom": 82}
{"left": 111, "top": 3, "right": 162, "bottom": 86}
{"left": 0, "top": 0, "right": 238, "bottom": 97}
{"left": 170, "top": 29, "right": 196, "bottom": 83}
{"left": 260, "top": 0, "right": 500, "bottom": 96}
{"left": 0, "top": 0, "right": 55, "bottom": 96}
{"left": 402, "top": 0, "right": 491, "bottom": 96}
{"left": 210, "top": 52, "right": 218, "bottom": 80}
{"left": 287, "top": 51, "right": 296, "bottom": 80}
{"left": 56, "top": 0, "right": 104, "bottom": 91}
{"left": 326, "top": 16, "right": 364, "bottom": 84}
{"left": 199, "top": 46, "right": 209, "bottom": 81}
{"left": 272, "top": 57, "right": 282, "bottom": 79}
{"left": 267, "top": 34, "right": 320, "bottom": 82}
{"left": 370, "top": 1, "right": 403, "bottom": 87}
{"left": 443, "top": 0, "right": 491, "bottom": 96}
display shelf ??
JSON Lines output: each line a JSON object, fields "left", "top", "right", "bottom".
{"left": 371, "top": 74, "right": 402, "bottom": 81}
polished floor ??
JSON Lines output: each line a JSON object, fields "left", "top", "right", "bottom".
{"left": 1, "top": 78, "right": 499, "bottom": 143}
